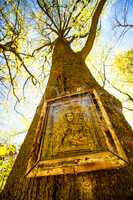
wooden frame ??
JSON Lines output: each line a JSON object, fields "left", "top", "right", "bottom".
{"left": 26, "top": 89, "right": 128, "bottom": 177}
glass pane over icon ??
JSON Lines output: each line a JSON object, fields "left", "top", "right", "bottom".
{"left": 41, "top": 93, "right": 107, "bottom": 160}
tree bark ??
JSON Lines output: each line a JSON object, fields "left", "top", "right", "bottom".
{"left": 1, "top": 38, "right": 133, "bottom": 200}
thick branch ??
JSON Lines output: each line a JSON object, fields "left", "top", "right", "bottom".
{"left": 80, "top": 0, "right": 107, "bottom": 60}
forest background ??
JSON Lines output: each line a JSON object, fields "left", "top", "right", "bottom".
{"left": 0, "top": 0, "right": 133, "bottom": 191}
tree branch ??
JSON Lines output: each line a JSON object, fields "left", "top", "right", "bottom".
{"left": 32, "top": 40, "right": 55, "bottom": 56}
{"left": 123, "top": 107, "right": 133, "bottom": 112}
{"left": 37, "top": 0, "right": 59, "bottom": 33}
{"left": 105, "top": 78, "right": 133, "bottom": 103}
{"left": 13, "top": 50, "right": 37, "bottom": 85}
{"left": 55, "top": 0, "right": 62, "bottom": 31}
{"left": 0, "top": 42, "right": 38, "bottom": 86}
{"left": 3, "top": 52, "right": 20, "bottom": 101}
{"left": 115, "top": 17, "right": 133, "bottom": 28}
{"left": 68, "top": 32, "right": 89, "bottom": 44}
{"left": 80, "top": 0, "right": 107, "bottom": 60}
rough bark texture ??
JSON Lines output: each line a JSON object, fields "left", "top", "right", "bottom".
{"left": 1, "top": 38, "right": 133, "bottom": 200}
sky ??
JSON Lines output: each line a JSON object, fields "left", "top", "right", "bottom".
{"left": 89, "top": 0, "right": 133, "bottom": 129}
{"left": 0, "top": 0, "right": 133, "bottom": 148}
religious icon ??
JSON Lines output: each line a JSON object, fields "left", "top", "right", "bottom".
{"left": 26, "top": 90, "right": 128, "bottom": 177}
{"left": 41, "top": 96, "right": 105, "bottom": 160}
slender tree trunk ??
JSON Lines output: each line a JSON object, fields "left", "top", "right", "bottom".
{"left": 1, "top": 38, "right": 133, "bottom": 200}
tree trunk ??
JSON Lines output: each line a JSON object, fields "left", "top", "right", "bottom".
{"left": 1, "top": 38, "right": 133, "bottom": 200}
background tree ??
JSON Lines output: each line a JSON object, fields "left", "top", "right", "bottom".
{"left": 1, "top": 0, "right": 133, "bottom": 200}
{"left": 0, "top": 144, "right": 16, "bottom": 192}
{"left": 0, "top": 0, "right": 38, "bottom": 101}
{"left": 115, "top": 0, "right": 133, "bottom": 32}
{"left": 114, "top": 50, "right": 133, "bottom": 86}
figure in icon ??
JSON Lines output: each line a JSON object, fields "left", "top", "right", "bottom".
{"left": 50, "top": 104, "right": 98, "bottom": 156}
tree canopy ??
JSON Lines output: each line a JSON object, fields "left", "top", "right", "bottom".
{"left": 0, "top": 0, "right": 132, "bottom": 150}
{"left": 0, "top": 0, "right": 108, "bottom": 99}
{"left": 114, "top": 50, "right": 133, "bottom": 85}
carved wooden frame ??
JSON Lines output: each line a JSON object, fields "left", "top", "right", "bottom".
{"left": 26, "top": 89, "right": 128, "bottom": 177}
